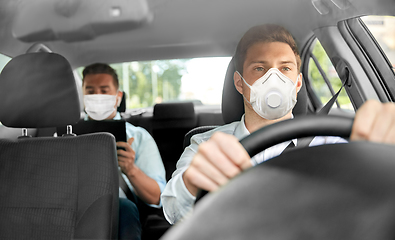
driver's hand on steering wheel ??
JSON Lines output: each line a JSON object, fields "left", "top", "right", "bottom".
{"left": 183, "top": 99, "right": 395, "bottom": 197}
{"left": 183, "top": 132, "right": 252, "bottom": 196}
{"left": 351, "top": 99, "right": 395, "bottom": 144}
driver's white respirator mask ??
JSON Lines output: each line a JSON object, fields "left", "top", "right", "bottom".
{"left": 84, "top": 94, "right": 118, "bottom": 121}
{"left": 237, "top": 68, "right": 298, "bottom": 120}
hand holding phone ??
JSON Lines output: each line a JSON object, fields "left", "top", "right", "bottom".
{"left": 117, "top": 138, "right": 136, "bottom": 175}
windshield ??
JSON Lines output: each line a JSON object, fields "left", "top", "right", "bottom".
{"left": 78, "top": 57, "right": 232, "bottom": 109}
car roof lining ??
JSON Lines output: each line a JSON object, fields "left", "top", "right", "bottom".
{"left": 0, "top": 0, "right": 394, "bottom": 68}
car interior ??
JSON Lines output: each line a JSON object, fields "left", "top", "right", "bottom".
{"left": 1, "top": 0, "right": 395, "bottom": 239}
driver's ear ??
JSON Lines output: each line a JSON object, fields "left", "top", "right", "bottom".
{"left": 296, "top": 73, "right": 303, "bottom": 93}
{"left": 116, "top": 91, "right": 123, "bottom": 107}
{"left": 234, "top": 71, "right": 243, "bottom": 95}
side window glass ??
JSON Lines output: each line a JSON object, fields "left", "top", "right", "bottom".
{"left": 0, "top": 53, "right": 11, "bottom": 126}
{"left": 77, "top": 57, "right": 231, "bottom": 109}
{"left": 0, "top": 53, "right": 11, "bottom": 70}
{"left": 307, "top": 39, "right": 354, "bottom": 111}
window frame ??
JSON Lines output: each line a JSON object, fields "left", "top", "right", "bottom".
{"left": 311, "top": 23, "right": 380, "bottom": 110}
{"left": 344, "top": 17, "right": 395, "bottom": 102}
{"left": 301, "top": 36, "right": 323, "bottom": 112}
{"left": 304, "top": 38, "right": 343, "bottom": 110}
{"left": 301, "top": 36, "right": 355, "bottom": 114}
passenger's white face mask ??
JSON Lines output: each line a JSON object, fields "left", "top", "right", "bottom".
{"left": 237, "top": 68, "right": 298, "bottom": 120}
{"left": 84, "top": 94, "right": 118, "bottom": 121}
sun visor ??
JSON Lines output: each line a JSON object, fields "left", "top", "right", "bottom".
{"left": 12, "top": 0, "right": 153, "bottom": 42}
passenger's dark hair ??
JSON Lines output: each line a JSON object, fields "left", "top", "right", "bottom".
{"left": 82, "top": 63, "right": 119, "bottom": 89}
{"left": 234, "top": 24, "right": 301, "bottom": 75}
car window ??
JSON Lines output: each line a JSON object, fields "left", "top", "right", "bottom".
{"left": 361, "top": 15, "right": 395, "bottom": 69}
{"left": 77, "top": 57, "right": 232, "bottom": 109}
{"left": 0, "top": 53, "right": 11, "bottom": 70}
{"left": 0, "top": 53, "right": 11, "bottom": 126}
{"left": 307, "top": 39, "right": 354, "bottom": 111}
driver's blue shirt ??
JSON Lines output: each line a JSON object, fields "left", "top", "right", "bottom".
{"left": 161, "top": 114, "right": 346, "bottom": 224}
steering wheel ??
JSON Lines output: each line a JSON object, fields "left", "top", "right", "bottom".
{"left": 240, "top": 114, "right": 353, "bottom": 156}
{"left": 165, "top": 115, "right": 395, "bottom": 240}
{"left": 195, "top": 114, "right": 353, "bottom": 202}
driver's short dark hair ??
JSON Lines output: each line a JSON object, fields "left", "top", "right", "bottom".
{"left": 82, "top": 63, "right": 119, "bottom": 89}
{"left": 234, "top": 24, "right": 301, "bottom": 75}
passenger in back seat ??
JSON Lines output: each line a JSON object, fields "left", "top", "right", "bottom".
{"left": 82, "top": 63, "right": 166, "bottom": 239}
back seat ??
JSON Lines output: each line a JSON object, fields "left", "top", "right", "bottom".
{"left": 152, "top": 102, "right": 197, "bottom": 181}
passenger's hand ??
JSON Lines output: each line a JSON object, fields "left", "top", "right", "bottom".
{"left": 183, "top": 132, "right": 252, "bottom": 196}
{"left": 117, "top": 137, "right": 136, "bottom": 176}
{"left": 351, "top": 99, "right": 395, "bottom": 144}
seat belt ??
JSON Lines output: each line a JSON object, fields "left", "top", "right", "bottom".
{"left": 282, "top": 137, "right": 315, "bottom": 153}
{"left": 317, "top": 79, "right": 347, "bottom": 115}
{"left": 293, "top": 78, "right": 348, "bottom": 149}
{"left": 118, "top": 171, "right": 137, "bottom": 204}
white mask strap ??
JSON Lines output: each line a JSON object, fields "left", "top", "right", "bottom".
{"left": 236, "top": 71, "right": 253, "bottom": 88}
{"left": 236, "top": 71, "right": 253, "bottom": 104}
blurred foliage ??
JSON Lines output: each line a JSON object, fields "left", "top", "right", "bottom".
{"left": 112, "top": 59, "right": 188, "bottom": 108}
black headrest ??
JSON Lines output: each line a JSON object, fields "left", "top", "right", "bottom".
{"left": 153, "top": 102, "right": 197, "bottom": 129}
{"left": 0, "top": 52, "right": 80, "bottom": 128}
{"left": 117, "top": 91, "right": 126, "bottom": 113}
{"left": 221, "top": 58, "right": 308, "bottom": 124}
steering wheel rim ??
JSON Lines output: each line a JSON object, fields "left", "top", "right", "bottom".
{"left": 240, "top": 115, "right": 353, "bottom": 157}
{"left": 195, "top": 115, "right": 354, "bottom": 203}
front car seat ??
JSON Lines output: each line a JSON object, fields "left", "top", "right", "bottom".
{"left": 0, "top": 52, "right": 119, "bottom": 239}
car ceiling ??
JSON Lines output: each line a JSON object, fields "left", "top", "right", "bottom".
{"left": 0, "top": 0, "right": 394, "bottom": 69}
